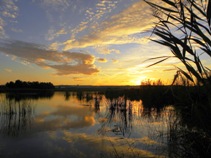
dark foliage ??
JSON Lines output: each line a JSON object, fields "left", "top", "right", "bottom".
{"left": 5, "top": 80, "right": 55, "bottom": 89}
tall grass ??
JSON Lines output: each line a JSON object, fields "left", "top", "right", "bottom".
{"left": 144, "top": 0, "right": 211, "bottom": 87}
{"left": 144, "top": 0, "right": 211, "bottom": 123}
{"left": 162, "top": 105, "right": 211, "bottom": 158}
{"left": 143, "top": 0, "right": 211, "bottom": 157}
{"left": 0, "top": 97, "right": 34, "bottom": 136}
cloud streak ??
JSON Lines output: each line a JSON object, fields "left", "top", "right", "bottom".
{"left": 36, "top": 0, "right": 70, "bottom": 11}
{"left": 0, "top": 40, "right": 99, "bottom": 75}
{"left": 97, "top": 58, "right": 108, "bottom": 63}
{"left": 63, "top": 1, "right": 156, "bottom": 50}
{"left": 95, "top": 45, "right": 120, "bottom": 54}
{"left": 61, "top": 0, "right": 119, "bottom": 45}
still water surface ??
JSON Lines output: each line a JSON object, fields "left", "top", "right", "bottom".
{"left": 0, "top": 91, "right": 175, "bottom": 158}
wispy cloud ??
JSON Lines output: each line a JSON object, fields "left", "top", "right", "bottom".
{"left": 36, "top": 0, "right": 70, "bottom": 11}
{"left": 72, "top": 77, "right": 84, "bottom": 82}
{"left": 112, "top": 59, "right": 119, "bottom": 63}
{"left": 0, "top": 0, "right": 18, "bottom": 38}
{"left": 94, "top": 0, "right": 118, "bottom": 20}
{"left": 0, "top": 39, "right": 99, "bottom": 75}
{"left": 64, "top": 1, "right": 156, "bottom": 50}
{"left": 0, "top": 18, "right": 6, "bottom": 37}
{"left": 97, "top": 58, "right": 108, "bottom": 63}
{"left": 65, "top": 0, "right": 119, "bottom": 45}
{"left": 46, "top": 27, "right": 67, "bottom": 41}
{"left": 36, "top": 0, "right": 83, "bottom": 42}
{"left": 41, "top": 0, "right": 124, "bottom": 51}
{"left": 95, "top": 45, "right": 120, "bottom": 54}
{"left": 4, "top": 68, "right": 12, "bottom": 73}
{"left": 43, "top": 0, "right": 119, "bottom": 44}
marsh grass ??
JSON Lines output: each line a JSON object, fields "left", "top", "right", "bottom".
{"left": 98, "top": 96, "right": 177, "bottom": 157}
{"left": 0, "top": 96, "right": 34, "bottom": 136}
{"left": 144, "top": 0, "right": 211, "bottom": 88}
{"left": 142, "top": 1, "right": 211, "bottom": 156}
{"left": 101, "top": 83, "right": 211, "bottom": 157}
{"left": 161, "top": 105, "right": 211, "bottom": 158}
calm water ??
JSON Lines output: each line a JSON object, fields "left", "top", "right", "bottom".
{"left": 0, "top": 91, "right": 177, "bottom": 158}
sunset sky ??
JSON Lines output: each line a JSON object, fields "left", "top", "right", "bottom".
{"left": 0, "top": 0, "right": 179, "bottom": 85}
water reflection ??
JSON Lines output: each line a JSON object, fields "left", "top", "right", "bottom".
{"left": 34, "top": 104, "right": 95, "bottom": 131}
{"left": 0, "top": 91, "right": 54, "bottom": 137}
{"left": 64, "top": 91, "right": 70, "bottom": 101}
{"left": 0, "top": 97, "right": 34, "bottom": 136}
{"left": 93, "top": 96, "right": 100, "bottom": 113}
{"left": 1, "top": 90, "right": 209, "bottom": 158}
{"left": 107, "top": 97, "right": 132, "bottom": 136}
{"left": 97, "top": 96, "right": 171, "bottom": 157}
{"left": 6, "top": 90, "right": 54, "bottom": 101}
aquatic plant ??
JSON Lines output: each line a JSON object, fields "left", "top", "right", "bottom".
{"left": 144, "top": 0, "right": 211, "bottom": 87}
{"left": 144, "top": 0, "right": 211, "bottom": 157}
{"left": 0, "top": 98, "right": 34, "bottom": 136}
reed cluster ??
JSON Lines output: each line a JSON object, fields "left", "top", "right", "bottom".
{"left": 145, "top": 0, "right": 211, "bottom": 88}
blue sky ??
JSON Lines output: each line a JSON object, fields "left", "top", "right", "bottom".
{"left": 0, "top": 0, "right": 178, "bottom": 85}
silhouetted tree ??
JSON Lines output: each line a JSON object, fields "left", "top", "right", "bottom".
{"left": 5, "top": 80, "right": 55, "bottom": 89}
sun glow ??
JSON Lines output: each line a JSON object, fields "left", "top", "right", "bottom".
{"left": 131, "top": 76, "right": 147, "bottom": 85}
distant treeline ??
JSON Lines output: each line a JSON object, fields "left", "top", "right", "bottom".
{"left": 5, "top": 80, "right": 55, "bottom": 89}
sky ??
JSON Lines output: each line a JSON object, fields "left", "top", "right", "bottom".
{"left": 0, "top": 0, "right": 179, "bottom": 85}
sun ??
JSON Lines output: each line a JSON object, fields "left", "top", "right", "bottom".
{"left": 131, "top": 76, "right": 147, "bottom": 85}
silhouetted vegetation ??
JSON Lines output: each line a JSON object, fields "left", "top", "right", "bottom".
{"left": 0, "top": 98, "right": 34, "bottom": 136}
{"left": 144, "top": 0, "right": 211, "bottom": 87}
{"left": 141, "top": 79, "right": 164, "bottom": 86}
{"left": 5, "top": 80, "right": 55, "bottom": 89}
{"left": 144, "top": 0, "right": 211, "bottom": 157}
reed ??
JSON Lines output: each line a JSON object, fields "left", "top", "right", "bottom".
{"left": 144, "top": 0, "right": 211, "bottom": 88}
{"left": 143, "top": 1, "right": 211, "bottom": 157}
{"left": 0, "top": 98, "right": 34, "bottom": 136}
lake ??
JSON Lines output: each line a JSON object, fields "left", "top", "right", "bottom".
{"left": 0, "top": 90, "right": 209, "bottom": 158}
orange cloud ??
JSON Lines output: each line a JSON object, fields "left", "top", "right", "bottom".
{"left": 0, "top": 39, "right": 99, "bottom": 75}
{"left": 97, "top": 58, "right": 108, "bottom": 63}
{"left": 112, "top": 59, "right": 118, "bottom": 63}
